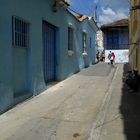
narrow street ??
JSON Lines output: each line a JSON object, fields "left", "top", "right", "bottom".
{"left": 0, "top": 63, "right": 140, "bottom": 140}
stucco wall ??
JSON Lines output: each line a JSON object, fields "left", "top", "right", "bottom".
{"left": 105, "top": 50, "right": 129, "bottom": 63}
{"left": 0, "top": 0, "right": 97, "bottom": 112}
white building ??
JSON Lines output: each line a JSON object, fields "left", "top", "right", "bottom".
{"left": 96, "top": 30, "right": 104, "bottom": 53}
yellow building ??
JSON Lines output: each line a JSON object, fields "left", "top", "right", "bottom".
{"left": 129, "top": 0, "right": 140, "bottom": 74}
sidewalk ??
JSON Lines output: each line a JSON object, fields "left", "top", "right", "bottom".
{"left": 99, "top": 64, "right": 140, "bottom": 140}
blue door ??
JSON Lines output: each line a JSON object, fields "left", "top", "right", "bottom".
{"left": 42, "top": 21, "right": 56, "bottom": 83}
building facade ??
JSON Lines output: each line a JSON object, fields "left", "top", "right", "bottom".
{"left": 101, "top": 19, "right": 129, "bottom": 63}
{"left": 96, "top": 30, "right": 104, "bottom": 54}
{"left": 129, "top": 0, "right": 140, "bottom": 74}
{"left": 0, "top": 0, "right": 98, "bottom": 112}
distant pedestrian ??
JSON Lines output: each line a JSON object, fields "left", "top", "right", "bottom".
{"left": 110, "top": 52, "right": 115, "bottom": 65}
{"left": 96, "top": 50, "right": 100, "bottom": 63}
{"left": 108, "top": 51, "right": 112, "bottom": 64}
{"left": 100, "top": 50, "right": 105, "bottom": 62}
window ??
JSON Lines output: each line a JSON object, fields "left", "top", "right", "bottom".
{"left": 106, "top": 30, "right": 119, "bottom": 50}
{"left": 68, "top": 27, "right": 74, "bottom": 50}
{"left": 82, "top": 32, "right": 87, "bottom": 53}
{"left": 90, "top": 37, "right": 92, "bottom": 48}
{"left": 12, "top": 16, "right": 29, "bottom": 48}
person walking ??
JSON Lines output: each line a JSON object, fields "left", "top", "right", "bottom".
{"left": 108, "top": 51, "right": 112, "bottom": 64}
{"left": 96, "top": 50, "right": 100, "bottom": 63}
{"left": 110, "top": 52, "right": 115, "bottom": 65}
{"left": 101, "top": 50, "right": 105, "bottom": 62}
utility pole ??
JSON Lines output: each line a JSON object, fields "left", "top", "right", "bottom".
{"left": 88, "top": 0, "right": 97, "bottom": 21}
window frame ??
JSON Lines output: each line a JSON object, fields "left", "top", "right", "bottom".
{"left": 82, "top": 31, "right": 87, "bottom": 53}
{"left": 90, "top": 37, "right": 92, "bottom": 48}
{"left": 68, "top": 26, "right": 74, "bottom": 51}
{"left": 12, "top": 16, "right": 30, "bottom": 48}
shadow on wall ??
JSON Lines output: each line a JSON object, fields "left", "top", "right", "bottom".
{"left": 120, "top": 63, "right": 140, "bottom": 140}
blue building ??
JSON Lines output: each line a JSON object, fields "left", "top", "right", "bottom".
{"left": 0, "top": 0, "right": 98, "bottom": 113}
{"left": 101, "top": 19, "right": 129, "bottom": 63}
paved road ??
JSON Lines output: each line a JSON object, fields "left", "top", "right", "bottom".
{"left": 0, "top": 63, "right": 137, "bottom": 140}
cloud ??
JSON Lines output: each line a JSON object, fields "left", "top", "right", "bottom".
{"left": 99, "top": 7, "right": 128, "bottom": 25}
{"left": 65, "top": 0, "right": 72, "bottom": 4}
{"left": 101, "top": 7, "right": 116, "bottom": 16}
{"left": 94, "top": 0, "right": 99, "bottom": 3}
{"left": 99, "top": 0, "right": 130, "bottom": 7}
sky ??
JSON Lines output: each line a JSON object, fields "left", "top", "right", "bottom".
{"left": 66, "top": 0, "right": 130, "bottom": 25}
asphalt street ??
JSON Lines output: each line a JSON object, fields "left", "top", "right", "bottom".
{"left": 0, "top": 63, "right": 139, "bottom": 140}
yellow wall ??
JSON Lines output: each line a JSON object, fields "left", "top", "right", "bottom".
{"left": 129, "top": 0, "right": 140, "bottom": 74}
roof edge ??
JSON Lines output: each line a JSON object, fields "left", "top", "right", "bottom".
{"left": 100, "top": 19, "right": 128, "bottom": 29}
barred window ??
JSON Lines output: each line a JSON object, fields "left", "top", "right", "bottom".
{"left": 12, "top": 16, "right": 29, "bottom": 48}
{"left": 82, "top": 32, "right": 87, "bottom": 52}
{"left": 68, "top": 27, "right": 74, "bottom": 50}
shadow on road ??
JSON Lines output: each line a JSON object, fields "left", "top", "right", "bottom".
{"left": 120, "top": 63, "right": 140, "bottom": 140}
{"left": 77, "top": 63, "right": 112, "bottom": 77}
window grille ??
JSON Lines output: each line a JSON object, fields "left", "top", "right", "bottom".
{"left": 12, "top": 16, "right": 29, "bottom": 48}
{"left": 82, "top": 32, "right": 87, "bottom": 53}
{"left": 68, "top": 27, "right": 74, "bottom": 50}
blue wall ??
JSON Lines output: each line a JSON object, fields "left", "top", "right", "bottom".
{"left": 0, "top": 0, "right": 98, "bottom": 112}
